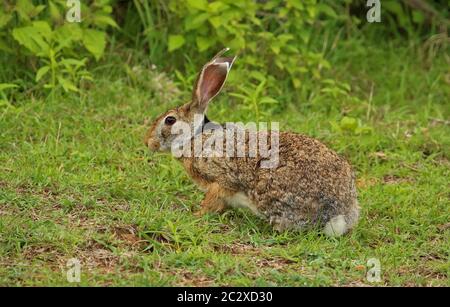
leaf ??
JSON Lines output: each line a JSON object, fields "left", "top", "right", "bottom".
{"left": 196, "top": 36, "right": 213, "bottom": 51}
{"left": 249, "top": 71, "right": 266, "bottom": 82}
{"left": 260, "top": 97, "right": 278, "bottom": 105}
{"left": 82, "top": 29, "right": 106, "bottom": 61}
{"left": 278, "top": 34, "right": 294, "bottom": 44}
{"left": 32, "top": 21, "right": 52, "bottom": 37}
{"left": 229, "top": 35, "right": 245, "bottom": 50}
{"left": 59, "top": 58, "right": 87, "bottom": 68}
{"left": 187, "top": 0, "right": 208, "bottom": 11}
{"left": 101, "top": 5, "right": 113, "bottom": 14}
{"left": 0, "top": 38, "right": 13, "bottom": 53}
{"left": 274, "top": 58, "right": 284, "bottom": 70}
{"left": 57, "top": 76, "right": 78, "bottom": 92}
{"left": 208, "top": 16, "right": 222, "bottom": 28}
{"left": 0, "top": 83, "right": 18, "bottom": 91}
{"left": 36, "top": 66, "right": 50, "bottom": 82}
{"left": 317, "top": 4, "right": 337, "bottom": 18}
{"left": 0, "top": 11, "right": 12, "bottom": 28}
{"left": 340, "top": 117, "right": 358, "bottom": 131}
{"left": 55, "top": 23, "right": 82, "bottom": 42}
{"left": 229, "top": 93, "right": 249, "bottom": 101}
{"left": 412, "top": 11, "right": 425, "bottom": 25}
{"left": 49, "top": 0, "right": 62, "bottom": 22}
{"left": 168, "top": 35, "right": 185, "bottom": 52}
{"left": 15, "top": 0, "right": 34, "bottom": 21}
{"left": 208, "top": 2, "right": 229, "bottom": 13}
{"left": 270, "top": 44, "right": 281, "bottom": 55}
{"left": 34, "top": 5, "right": 46, "bottom": 17}
{"left": 0, "top": 99, "right": 11, "bottom": 108}
{"left": 12, "top": 26, "right": 49, "bottom": 55}
{"left": 93, "top": 15, "right": 119, "bottom": 28}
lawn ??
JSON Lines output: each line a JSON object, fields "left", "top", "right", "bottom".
{"left": 0, "top": 37, "right": 448, "bottom": 286}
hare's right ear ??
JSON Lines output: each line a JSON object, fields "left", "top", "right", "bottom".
{"left": 188, "top": 48, "right": 236, "bottom": 114}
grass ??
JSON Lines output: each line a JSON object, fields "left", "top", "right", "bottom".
{"left": 0, "top": 37, "right": 449, "bottom": 286}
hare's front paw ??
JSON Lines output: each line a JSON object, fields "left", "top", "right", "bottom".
{"left": 194, "top": 197, "right": 226, "bottom": 217}
{"left": 194, "top": 183, "right": 232, "bottom": 217}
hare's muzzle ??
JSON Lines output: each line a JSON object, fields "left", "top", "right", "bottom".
{"left": 144, "top": 136, "right": 160, "bottom": 151}
{"left": 146, "top": 138, "right": 161, "bottom": 152}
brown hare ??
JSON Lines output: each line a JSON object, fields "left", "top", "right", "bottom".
{"left": 144, "top": 49, "right": 360, "bottom": 236}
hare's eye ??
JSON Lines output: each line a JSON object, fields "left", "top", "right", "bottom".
{"left": 164, "top": 116, "right": 176, "bottom": 125}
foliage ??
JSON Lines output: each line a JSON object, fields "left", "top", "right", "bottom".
{"left": 128, "top": 0, "right": 449, "bottom": 120}
{"left": 135, "top": 0, "right": 340, "bottom": 102}
{"left": 1, "top": 0, "right": 448, "bottom": 102}
{"left": 0, "top": 0, "right": 117, "bottom": 93}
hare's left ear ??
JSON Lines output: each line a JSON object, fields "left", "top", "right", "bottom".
{"left": 190, "top": 48, "right": 236, "bottom": 113}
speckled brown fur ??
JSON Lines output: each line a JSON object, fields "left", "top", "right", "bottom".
{"left": 176, "top": 130, "right": 359, "bottom": 232}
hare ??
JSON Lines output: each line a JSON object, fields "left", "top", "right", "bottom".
{"left": 144, "top": 49, "right": 360, "bottom": 236}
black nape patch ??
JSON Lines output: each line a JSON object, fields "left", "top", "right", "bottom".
{"left": 203, "top": 115, "right": 211, "bottom": 125}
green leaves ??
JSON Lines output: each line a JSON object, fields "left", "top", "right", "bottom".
{"left": 93, "top": 15, "right": 119, "bottom": 28}
{"left": 4, "top": 0, "right": 117, "bottom": 94}
{"left": 11, "top": 20, "right": 97, "bottom": 92}
{"left": 186, "top": 0, "right": 208, "bottom": 11}
{"left": 36, "top": 66, "right": 50, "bottom": 82}
{"left": 196, "top": 36, "right": 214, "bottom": 52}
{"left": 163, "top": 0, "right": 342, "bottom": 99}
{"left": 168, "top": 35, "right": 186, "bottom": 52}
{"left": 82, "top": 29, "right": 106, "bottom": 61}
{"left": 0, "top": 83, "right": 19, "bottom": 108}
{"left": 57, "top": 76, "right": 78, "bottom": 92}
{"left": 12, "top": 22, "right": 51, "bottom": 56}
{"left": 0, "top": 10, "right": 12, "bottom": 28}
{"left": 0, "top": 83, "right": 18, "bottom": 91}
{"left": 340, "top": 117, "right": 358, "bottom": 131}
{"left": 15, "top": 0, "right": 45, "bottom": 21}
{"left": 331, "top": 117, "right": 373, "bottom": 135}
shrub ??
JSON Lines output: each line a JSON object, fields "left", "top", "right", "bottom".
{"left": 0, "top": 0, "right": 117, "bottom": 94}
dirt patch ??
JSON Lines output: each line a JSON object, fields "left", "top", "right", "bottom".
{"left": 382, "top": 175, "right": 414, "bottom": 185}
{"left": 437, "top": 222, "right": 450, "bottom": 232}
{"left": 175, "top": 270, "right": 215, "bottom": 286}
{"left": 22, "top": 245, "right": 64, "bottom": 265}
{"left": 396, "top": 263, "right": 447, "bottom": 285}
{"left": 212, "top": 242, "right": 301, "bottom": 274}
{"left": 357, "top": 177, "right": 379, "bottom": 189}
{"left": 252, "top": 256, "right": 297, "bottom": 271}
{"left": 213, "top": 242, "right": 259, "bottom": 254}
{"left": 113, "top": 225, "right": 146, "bottom": 249}
{"left": 59, "top": 239, "right": 139, "bottom": 276}
{"left": 369, "top": 151, "right": 388, "bottom": 161}
{"left": 0, "top": 181, "right": 144, "bottom": 277}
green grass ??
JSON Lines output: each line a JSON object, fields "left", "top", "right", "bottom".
{"left": 0, "top": 38, "right": 449, "bottom": 286}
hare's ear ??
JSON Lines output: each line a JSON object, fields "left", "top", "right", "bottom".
{"left": 190, "top": 48, "right": 236, "bottom": 113}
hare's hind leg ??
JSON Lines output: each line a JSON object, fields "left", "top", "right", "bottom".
{"left": 194, "top": 182, "right": 233, "bottom": 216}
